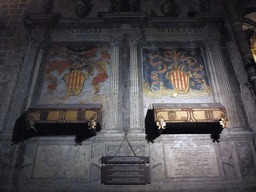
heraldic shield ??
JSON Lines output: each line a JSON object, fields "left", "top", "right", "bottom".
{"left": 166, "top": 69, "right": 192, "bottom": 96}
{"left": 62, "top": 70, "right": 88, "bottom": 99}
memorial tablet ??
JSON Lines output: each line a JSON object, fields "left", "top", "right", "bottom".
{"left": 32, "top": 145, "right": 90, "bottom": 181}
{"left": 102, "top": 164, "right": 150, "bottom": 185}
{"left": 165, "top": 142, "right": 220, "bottom": 178}
{"left": 101, "top": 156, "right": 150, "bottom": 185}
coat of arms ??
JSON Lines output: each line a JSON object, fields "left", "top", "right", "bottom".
{"left": 165, "top": 49, "right": 192, "bottom": 96}
{"left": 143, "top": 48, "right": 210, "bottom": 98}
{"left": 39, "top": 43, "right": 110, "bottom": 104}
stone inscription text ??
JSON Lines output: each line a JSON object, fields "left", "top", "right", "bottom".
{"left": 51, "top": 28, "right": 102, "bottom": 34}
{"left": 32, "top": 145, "right": 88, "bottom": 179}
{"left": 165, "top": 142, "right": 219, "bottom": 178}
{"left": 102, "top": 164, "right": 149, "bottom": 185}
{"left": 158, "top": 28, "right": 203, "bottom": 33}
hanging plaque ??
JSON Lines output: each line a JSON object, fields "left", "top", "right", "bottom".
{"left": 101, "top": 156, "right": 150, "bottom": 185}
{"left": 101, "top": 164, "right": 150, "bottom": 185}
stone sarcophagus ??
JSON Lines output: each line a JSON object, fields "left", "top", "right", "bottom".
{"left": 146, "top": 103, "right": 228, "bottom": 142}
{"left": 12, "top": 104, "right": 102, "bottom": 144}
{"left": 153, "top": 103, "right": 228, "bottom": 124}
{"left": 26, "top": 104, "right": 102, "bottom": 124}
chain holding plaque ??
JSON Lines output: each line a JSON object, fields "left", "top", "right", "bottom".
{"left": 101, "top": 136, "right": 150, "bottom": 185}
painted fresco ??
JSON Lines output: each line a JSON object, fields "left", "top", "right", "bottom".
{"left": 143, "top": 48, "right": 211, "bottom": 99}
{"left": 38, "top": 43, "right": 110, "bottom": 104}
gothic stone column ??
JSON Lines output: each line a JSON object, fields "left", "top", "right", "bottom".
{"left": 223, "top": 0, "right": 256, "bottom": 97}
{"left": 204, "top": 25, "right": 248, "bottom": 132}
{"left": 226, "top": 39, "right": 256, "bottom": 131}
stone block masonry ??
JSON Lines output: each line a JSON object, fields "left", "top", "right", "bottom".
{"left": 0, "top": 0, "right": 29, "bottom": 132}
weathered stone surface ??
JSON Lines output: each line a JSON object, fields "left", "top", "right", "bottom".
{"left": 164, "top": 141, "right": 219, "bottom": 178}
{"left": 32, "top": 144, "right": 90, "bottom": 181}
{"left": 0, "top": 1, "right": 256, "bottom": 192}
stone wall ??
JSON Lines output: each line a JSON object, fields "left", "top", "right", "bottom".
{"left": 0, "top": 0, "right": 30, "bottom": 133}
{"left": 1, "top": 0, "right": 256, "bottom": 191}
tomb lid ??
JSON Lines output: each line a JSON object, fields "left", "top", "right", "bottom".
{"left": 29, "top": 103, "right": 102, "bottom": 109}
{"left": 153, "top": 103, "right": 225, "bottom": 109}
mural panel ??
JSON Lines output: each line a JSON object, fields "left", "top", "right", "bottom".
{"left": 143, "top": 47, "right": 211, "bottom": 99}
{"left": 38, "top": 42, "right": 110, "bottom": 105}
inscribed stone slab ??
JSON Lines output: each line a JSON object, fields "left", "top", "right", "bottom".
{"left": 32, "top": 145, "right": 90, "bottom": 181}
{"left": 164, "top": 142, "right": 219, "bottom": 178}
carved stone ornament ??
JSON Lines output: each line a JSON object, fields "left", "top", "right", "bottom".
{"left": 75, "top": 0, "right": 94, "bottom": 18}
{"left": 42, "top": 0, "right": 54, "bottom": 14}
{"left": 160, "top": 0, "right": 180, "bottom": 17}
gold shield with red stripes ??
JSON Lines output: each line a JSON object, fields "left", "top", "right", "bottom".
{"left": 62, "top": 70, "right": 88, "bottom": 99}
{"left": 67, "top": 70, "right": 86, "bottom": 90}
{"left": 166, "top": 69, "right": 191, "bottom": 93}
